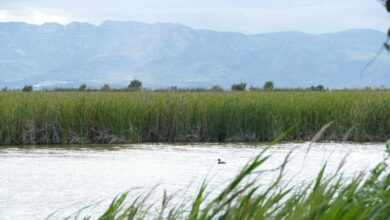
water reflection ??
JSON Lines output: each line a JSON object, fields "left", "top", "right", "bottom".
{"left": 0, "top": 143, "right": 386, "bottom": 219}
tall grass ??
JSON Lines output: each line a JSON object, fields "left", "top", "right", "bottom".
{"left": 76, "top": 141, "right": 390, "bottom": 220}
{"left": 0, "top": 91, "right": 389, "bottom": 145}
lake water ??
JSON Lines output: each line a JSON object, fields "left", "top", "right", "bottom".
{"left": 0, "top": 143, "right": 387, "bottom": 219}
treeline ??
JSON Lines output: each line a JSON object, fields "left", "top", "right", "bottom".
{"left": 1, "top": 79, "right": 389, "bottom": 92}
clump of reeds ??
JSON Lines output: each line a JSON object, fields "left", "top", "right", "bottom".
{"left": 75, "top": 140, "right": 390, "bottom": 220}
{"left": 0, "top": 91, "right": 389, "bottom": 145}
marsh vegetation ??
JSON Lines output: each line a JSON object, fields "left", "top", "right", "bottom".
{"left": 0, "top": 91, "right": 388, "bottom": 145}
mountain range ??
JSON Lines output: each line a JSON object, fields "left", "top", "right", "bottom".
{"left": 0, "top": 21, "right": 389, "bottom": 89}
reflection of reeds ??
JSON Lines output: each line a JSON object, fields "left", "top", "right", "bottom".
{"left": 76, "top": 141, "right": 390, "bottom": 220}
{"left": 0, "top": 91, "right": 389, "bottom": 145}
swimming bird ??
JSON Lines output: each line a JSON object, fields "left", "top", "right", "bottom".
{"left": 217, "top": 159, "right": 226, "bottom": 164}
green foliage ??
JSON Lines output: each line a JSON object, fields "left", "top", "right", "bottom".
{"left": 263, "top": 81, "right": 274, "bottom": 91}
{"left": 101, "top": 84, "right": 111, "bottom": 92}
{"left": 383, "top": 0, "right": 390, "bottom": 50}
{"left": 153, "top": 87, "right": 208, "bottom": 92}
{"left": 22, "top": 85, "right": 33, "bottom": 92}
{"left": 1, "top": 87, "right": 7, "bottom": 92}
{"left": 209, "top": 85, "right": 224, "bottom": 92}
{"left": 309, "top": 85, "right": 326, "bottom": 91}
{"left": 0, "top": 91, "right": 388, "bottom": 144}
{"left": 231, "top": 82, "right": 247, "bottom": 91}
{"left": 249, "top": 86, "right": 261, "bottom": 91}
{"left": 79, "top": 84, "right": 87, "bottom": 91}
{"left": 24, "top": 84, "right": 390, "bottom": 93}
{"left": 386, "top": 0, "right": 390, "bottom": 12}
{"left": 129, "top": 79, "right": 142, "bottom": 91}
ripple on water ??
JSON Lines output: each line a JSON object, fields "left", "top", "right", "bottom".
{"left": 0, "top": 142, "right": 387, "bottom": 220}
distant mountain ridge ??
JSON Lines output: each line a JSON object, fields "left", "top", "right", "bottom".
{"left": 0, "top": 21, "right": 389, "bottom": 89}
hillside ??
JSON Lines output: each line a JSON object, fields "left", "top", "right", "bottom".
{"left": 0, "top": 21, "right": 389, "bottom": 88}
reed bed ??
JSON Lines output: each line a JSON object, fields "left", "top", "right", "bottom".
{"left": 0, "top": 91, "right": 389, "bottom": 145}
{"left": 77, "top": 141, "right": 390, "bottom": 220}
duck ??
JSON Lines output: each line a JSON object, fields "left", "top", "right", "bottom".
{"left": 217, "top": 159, "right": 226, "bottom": 164}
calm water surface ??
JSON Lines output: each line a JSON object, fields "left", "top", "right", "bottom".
{"left": 0, "top": 143, "right": 387, "bottom": 219}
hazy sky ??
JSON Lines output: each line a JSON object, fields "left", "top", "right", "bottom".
{"left": 0, "top": 0, "right": 388, "bottom": 33}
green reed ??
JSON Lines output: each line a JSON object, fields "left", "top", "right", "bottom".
{"left": 0, "top": 91, "right": 389, "bottom": 145}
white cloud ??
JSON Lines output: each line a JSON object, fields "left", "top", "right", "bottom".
{"left": 0, "top": 10, "right": 7, "bottom": 20}
{"left": 0, "top": 8, "right": 71, "bottom": 24}
{"left": 0, "top": 0, "right": 388, "bottom": 33}
{"left": 29, "top": 8, "right": 70, "bottom": 24}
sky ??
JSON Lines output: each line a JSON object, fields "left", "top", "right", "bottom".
{"left": 0, "top": 0, "right": 388, "bottom": 34}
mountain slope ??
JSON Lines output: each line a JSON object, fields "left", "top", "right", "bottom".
{"left": 0, "top": 21, "right": 388, "bottom": 88}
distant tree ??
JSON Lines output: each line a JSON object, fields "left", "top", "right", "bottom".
{"left": 170, "top": 86, "right": 178, "bottom": 91}
{"left": 128, "top": 79, "right": 142, "bottom": 91}
{"left": 316, "top": 85, "right": 325, "bottom": 91}
{"left": 1, "top": 87, "right": 7, "bottom": 92}
{"left": 364, "top": 86, "right": 373, "bottom": 91}
{"left": 22, "top": 85, "right": 33, "bottom": 92}
{"left": 249, "top": 86, "right": 261, "bottom": 91}
{"left": 210, "top": 85, "right": 224, "bottom": 92}
{"left": 101, "top": 84, "right": 111, "bottom": 91}
{"left": 309, "top": 85, "right": 326, "bottom": 91}
{"left": 79, "top": 84, "right": 87, "bottom": 91}
{"left": 231, "top": 82, "right": 247, "bottom": 91}
{"left": 263, "top": 81, "right": 274, "bottom": 91}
